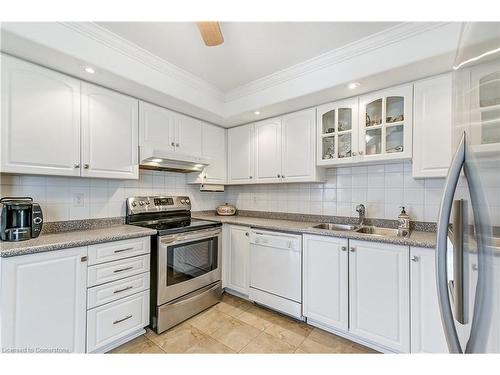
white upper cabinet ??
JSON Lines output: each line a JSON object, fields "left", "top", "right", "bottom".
{"left": 228, "top": 124, "right": 255, "bottom": 184}
{"left": 317, "top": 98, "right": 359, "bottom": 166}
{"left": 1, "top": 247, "right": 88, "bottom": 353}
{"left": 201, "top": 123, "right": 226, "bottom": 183}
{"left": 358, "top": 84, "right": 413, "bottom": 162}
{"left": 1, "top": 54, "right": 81, "bottom": 176}
{"left": 303, "top": 234, "right": 349, "bottom": 332}
{"left": 174, "top": 113, "right": 202, "bottom": 157}
{"left": 254, "top": 118, "right": 282, "bottom": 183}
{"left": 282, "top": 108, "right": 323, "bottom": 182}
{"left": 412, "top": 73, "right": 452, "bottom": 178}
{"left": 410, "top": 246, "right": 449, "bottom": 353}
{"left": 348, "top": 239, "right": 410, "bottom": 352}
{"left": 139, "top": 101, "right": 175, "bottom": 152}
{"left": 81, "top": 83, "right": 139, "bottom": 179}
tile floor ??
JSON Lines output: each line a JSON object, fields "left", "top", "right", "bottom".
{"left": 110, "top": 293, "right": 378, "bottom": 354}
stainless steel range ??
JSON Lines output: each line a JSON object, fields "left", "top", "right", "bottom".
{"left": 126, "top": 195, "right": 222, "bottom": 334}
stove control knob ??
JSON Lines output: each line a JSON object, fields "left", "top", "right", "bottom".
{"left": 139, "top": 201, "right": 145, "bottom": 206}
{"left": 185, "top": 199, "right": 190, "bottom": 204}
{"left": 131, "top": 201, "right": 137, "bottom": 207}
{"left": 146, "top": 201, "right": 150, "bottom": 205}
{"left": 180, "top": 199, "right": 186, "bottom": 204}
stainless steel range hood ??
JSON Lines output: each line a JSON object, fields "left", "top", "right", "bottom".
{"left": 139, "top": 146, "right": 210, "bottom": 173}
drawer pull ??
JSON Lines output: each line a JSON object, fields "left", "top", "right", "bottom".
{"left": 113, "top": 266, "right": 134, "bottom": 273}
{"left": 113, "top": 315, "right": 133, "bottom": 325}
{"left": 114, "top": 247, "right": 134, "bottom": 254}
{"left": 113, "top": 286, "right": 133, "bottom": 294}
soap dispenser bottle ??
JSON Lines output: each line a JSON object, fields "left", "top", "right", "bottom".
{"left": 397, "top": 206, "right": 410, "bottom": 237}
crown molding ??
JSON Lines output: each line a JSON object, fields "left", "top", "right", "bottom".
{"left": 59, "top": 22, "right": 224, "bottom": 100}
{"left": 223, "top": 22, "right": 452, "bottom": 103}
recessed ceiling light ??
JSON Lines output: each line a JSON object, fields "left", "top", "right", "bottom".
{"left": 254, "top": 111, "right": 261, "bottom": 115}
{"left": 347, "top": 82, "right": 361, "bottom": 90}
{"left": 84, "top": 66, "right": 95, "bottom": 74}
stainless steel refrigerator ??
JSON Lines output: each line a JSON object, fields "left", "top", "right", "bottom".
{"left": 436, "top": 22, "right": 500, "bottom": 353}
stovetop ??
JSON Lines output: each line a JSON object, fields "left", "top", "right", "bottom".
{"left": 134, "top": 218, "right": 220, "bottom": 235}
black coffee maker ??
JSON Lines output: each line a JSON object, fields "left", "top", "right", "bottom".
{"left": 0, "top": 197, "right": 43, "bottom": 241}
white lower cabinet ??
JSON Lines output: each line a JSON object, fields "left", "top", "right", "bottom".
{"left": 224, "top": 225, "right": 250, "bottom": 296}
{"left": 86, "top": 290, "right": 149, "bottom": 353}
{"left": 410, "top": 246, "right": 449, "bottom": 353}
{"left": 303, "top": 234, "right": 348, "bottom": 331}
{"left": 349, "top": 240, "right": 410, "bottom": 352}
{"left": 0, "top": 247, "right": 88, "bottom": 353}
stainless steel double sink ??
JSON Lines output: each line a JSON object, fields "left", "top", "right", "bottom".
{"left": 311, "top": 223, "right": 406, "bottom": 238}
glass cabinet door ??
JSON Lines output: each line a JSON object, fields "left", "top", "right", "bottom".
{"left": 359, "top": 85, "right": 412, "bottom": 160}
{"left": 317, "top": 100, "right": 358, "bottom": 164}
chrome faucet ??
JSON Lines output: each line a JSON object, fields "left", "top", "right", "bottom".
{"left": 355, "top": 204, "right": 366, "bottom": 227}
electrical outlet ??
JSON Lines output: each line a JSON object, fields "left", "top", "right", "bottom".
{"left": 73, "top": 193, "right": 85, "bottom": 207}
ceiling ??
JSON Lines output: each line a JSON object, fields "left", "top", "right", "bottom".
{"left": 96, "top": 22, "right": 399, "bottom": 92}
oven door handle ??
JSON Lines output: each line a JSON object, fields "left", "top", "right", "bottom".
{"left": 160, "top": 228, "right": 221, "bottom": 246}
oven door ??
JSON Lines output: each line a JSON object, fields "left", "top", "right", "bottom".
{"left": 157, "top": 227, "right": 221, "bottom": 305}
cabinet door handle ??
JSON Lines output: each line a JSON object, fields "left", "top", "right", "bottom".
{"left": 277, "top": 174, "right": 281, "bottom": 178}
{"left": 83, "top": 164, "right": 90, "bottom": 169}
{"left": 249, "top": 176, "right": 253, "bottom": 179}
{"left": 245, "top": 232, "right": 249, "bottom": 236}
{"left": 80, "top": 256, "right": 87, "bottom": 262}
{"left": 74, "top": 163, "right": 80, "bottom": 169}
{"left": 113, "top": 315, "right": 133, "bottom": 325}
{"left": 411, "top": 256, "right": 419, "bottom": 262}
{"left": 171, "top": 142, "right": 175, "bottom": 146}
{"left": 176, "top": 143, "right": 180, "bottom": 147}
{"left": 113, "top": 286, "right": 133, "bottom": 294}
{"left": 349, "top": 247, "right": 355, "bottom": 252}
{"left": 341, "top": 246, "right": 347, "bottom": 252}
{"left": 114, "top": 247, "right": 134, "bottom": 254}
{"left": 113, "top": 266, "right": 133, "bottom": 273}
{"left": 359, "top": 150, "right": 364, "bottom": 155}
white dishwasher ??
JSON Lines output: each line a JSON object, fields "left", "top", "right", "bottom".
{"left": 249, "top": 229, "right": 302, "bottom": 319}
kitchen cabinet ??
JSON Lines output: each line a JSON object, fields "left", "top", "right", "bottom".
{"left": 1, "top": 54, "right": 139, "bottom": 179}
{"left": 174, "top": 113, "right": 203, "bottom": 156}
{"left": 224, "top": 225, "right": 251, "bottom": 296}
{"left": 358, "top": 84, "right": 413, "bottom": 162}
{"left": 139, "top": 101, "right": 176, "bottom": 153}
{"left": 303, "top": 234, "right": 349, "bottom": 331}
{"left": 254, "top": 118, "right": 282, "bottom": 183}
{"left": 410, "top": 246, "right": 449, "bottom": 353}
{"left": 1, "top": 54, "right": 81, "bottom": 176}
{"left": 348, "top": 239, "right": 410, "bottom": 352}
{"left": 227, "top": 124, "right": 255, "bottom": 184}
{"left": 188, "top": 123, "right": 227, "bottom": 184}
{"left": 81, "top": 82, "right": 139, "bottom": 179}
{"left": 0, "top": 247, "right": 88, "bottom": 353}
{"left": 282, "top": 109, "right": 324, "bottom": 182}
{"left": 412, "top": 73, "right": 453, "bottom": 178}
{"left": 317, "top": 98, "right": 359, "bottom": 166}
{"left": 227, "top": 109, "right": 323, "bottom": 185}
{"left": 468, "top": 60, "right": 500, "bottom": 153}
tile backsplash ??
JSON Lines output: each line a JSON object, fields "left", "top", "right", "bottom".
{"left": 225, "top": 161, "right": 445, "bottom": 223}
{"left": 0, "top": 170, "right": 226, "bottom": 222}
{"left": 3, "top": 160, "right": 496, "bottom": 224}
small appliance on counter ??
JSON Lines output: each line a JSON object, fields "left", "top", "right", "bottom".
{"left": 0, "top": 197, "right": 43, "bottom": 241}
{"left": 216, "top": 202, "right": 237, "bottom": 216}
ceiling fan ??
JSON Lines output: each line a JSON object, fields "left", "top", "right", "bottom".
{"left": 196, "top": 22, "right": 224, "bottom": 47}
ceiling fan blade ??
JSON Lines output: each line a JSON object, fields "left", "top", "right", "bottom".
{"left": 197, "top": 22, "right": 224, "bottom": 46}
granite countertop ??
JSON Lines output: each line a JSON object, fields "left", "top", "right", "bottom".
{"left": 0, "top": 225, "right": 156, "bottom": 258}
{"left": 192, "top": 213, "right": 437, "bottom": 248}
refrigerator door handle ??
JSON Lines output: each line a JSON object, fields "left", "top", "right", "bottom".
{"left": 436, "top": 131, "right": 465, "bottom": 353}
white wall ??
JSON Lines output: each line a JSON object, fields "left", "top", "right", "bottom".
{"left": 226, "top": 161, "right": 445, "bottom": 222}
{"left": 0, "top": 170, "right": 226, "bottom": 222}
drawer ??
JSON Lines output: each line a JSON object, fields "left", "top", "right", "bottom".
{"left": 87, "top": 254, "right": 150, "bottom": 287}
{"left": 87, "top": 272, "right": 150, "bottom": 309}
{"left": 88, "top": 237, "right": 150, "bottom": 265}
{"left": 86, "top": 290, "right": 149, "bottom": 353}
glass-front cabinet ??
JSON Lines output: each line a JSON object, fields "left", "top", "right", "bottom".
{"left": 358, "top": 84, "right": 413, "bottom": 162}
{"left": 469, "top": 60, "right": 500, "bottom": 152}
{"left": 316, "top": 97, "right": 359, "bottom": 166}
